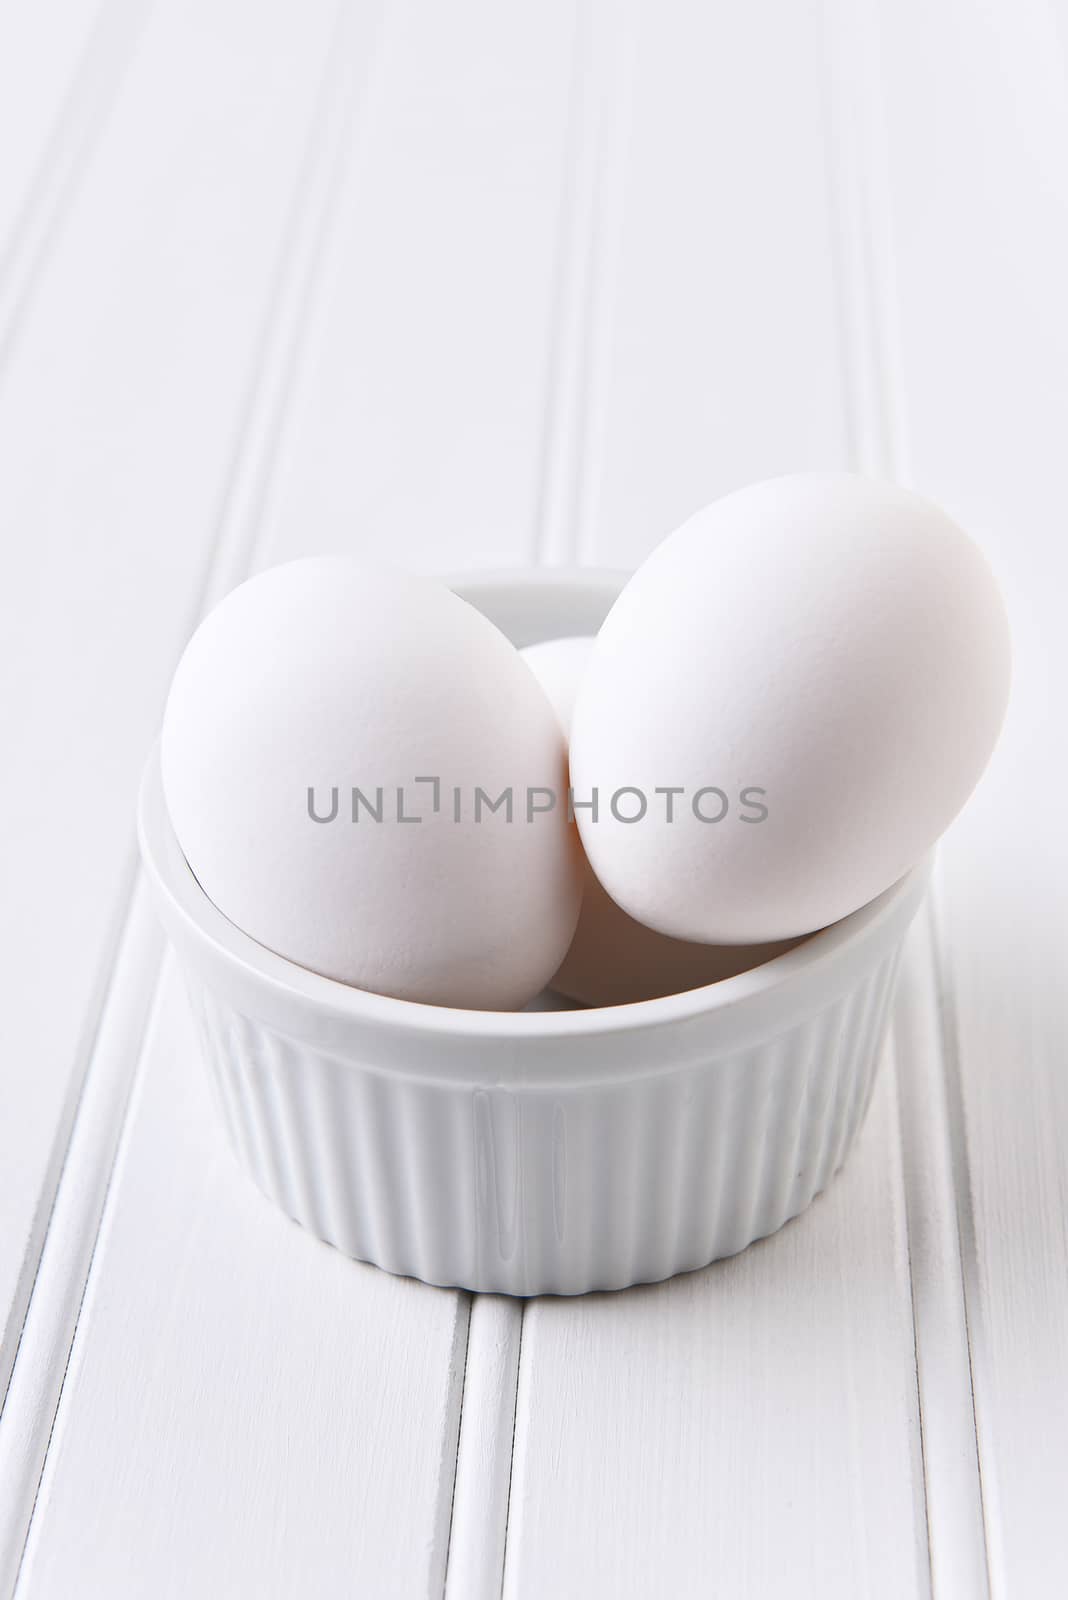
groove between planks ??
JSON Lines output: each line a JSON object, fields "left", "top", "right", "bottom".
{"left": 894, "top": 902, "right": 991, "bottom": 1598}
{"left": 0, "top": 3, "right": 386, "bottom": 1587}
{"left": 0, "top": 0, "right": 150, "bottom": 372}
{"left": 0, "top": 863, "right": 135, "bottom": 1415}
{"left": 444, "top": 1297, "right": 523, "bottom": 1600}
{"left": 0, "top": 894, "right": 164, "bottom": 1597}
{"left": 531, "top": 0, "right": 638, "bottom": 568}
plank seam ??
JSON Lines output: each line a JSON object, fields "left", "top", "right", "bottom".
{"left": 0, "top": 0, "right": 388, "bottom": 1576}
{"left": 529, "top": 0, "right": 591, "bottom": 565}
{"left": 442, "top": 1296, "right": 526, "bottom": 1600}
{"left": 439, "top": 1292, "right": 475, "bottom": 1598}
{"left": 4, "top": 908, "right": 166, "bottom": 1599}
{"left": 0, "top": 0, "right": 152, "bottom": 374}
{"left": 891, "top": 914, "right": 991, "bottom": 1599}
{"left": 819, "top": 0, "right": 893, "bottom": 480}
{"left": 926, "top": 878, "right": 997, "bottom": 1584}
{"left": 571, "top": 0, "right": 638, "bottom": 569}
{"left": 0, "top": 856, "right": 136, "bottom": 1413}
{"left": 185, "top": 2, "right": 383, "bottom": 608}
{"left": 498, "top": 1302, "right": 525, "bottom": 1600}
{"left": 892, "top": 1032, "right": 940, "bottom": 1600}
{"left": 531, "top": 0, "right": 638, "bottom": 566}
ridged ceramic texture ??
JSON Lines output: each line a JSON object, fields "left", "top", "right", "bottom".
{"left": 183, "top": 949, "right": 901, "bottom": 1295}
{"left": 139, "top": 568, "right": 930, "bottom": 1296}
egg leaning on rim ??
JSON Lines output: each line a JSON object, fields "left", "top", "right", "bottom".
{"left": 568, "top": 473, "right": 1012, "bottom": 944}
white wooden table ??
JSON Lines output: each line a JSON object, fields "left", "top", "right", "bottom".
{"left": 1, "top": 2, "right": 1065, "bottom": 1594}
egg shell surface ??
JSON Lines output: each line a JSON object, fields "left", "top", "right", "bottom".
{"left": 568, "top": 474, "right": 1012, "bottom": 943}
{"left": 521, "top": 636, "right": 801, "bottom": 1006}
{"left": 161, "top": 558, "right": 582, "bottom": 1009}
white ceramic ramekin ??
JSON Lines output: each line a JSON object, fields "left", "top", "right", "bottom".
{"left": 139, "top": 568, "right": 930, "bottom": 1296}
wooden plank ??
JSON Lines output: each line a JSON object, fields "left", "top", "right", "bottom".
{"left": 504, "top": 1066, "right": 928, "bottom": 1600}
{"left": 872, "top": 0, "right": 1068, "bottom": 1590}
{"left": 18, "top": 966, "right": 471, "bottom": 1600}
{"left": 12, "top": 3, "right": 587, "bottom": 1593}
{"left": 0, "top": 0, "right": 346, "bottom": 1407}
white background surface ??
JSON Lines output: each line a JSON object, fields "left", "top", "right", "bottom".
{"left": 0, "top": 1, "right": 1064, "bottom": 1595}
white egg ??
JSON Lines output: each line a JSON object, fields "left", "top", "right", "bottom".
{"left": 521, "top": 637, "right": 800, "bottom": 1005}
{"left": 162, "top": 558, "right": 582, "bottom": 1009}
{"left": 569, "top": 474, "right": 1011, "bottom": 944}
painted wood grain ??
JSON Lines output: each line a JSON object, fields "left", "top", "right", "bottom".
{"left": 0, "top": 0, "right": 346, "bottom": 1442}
